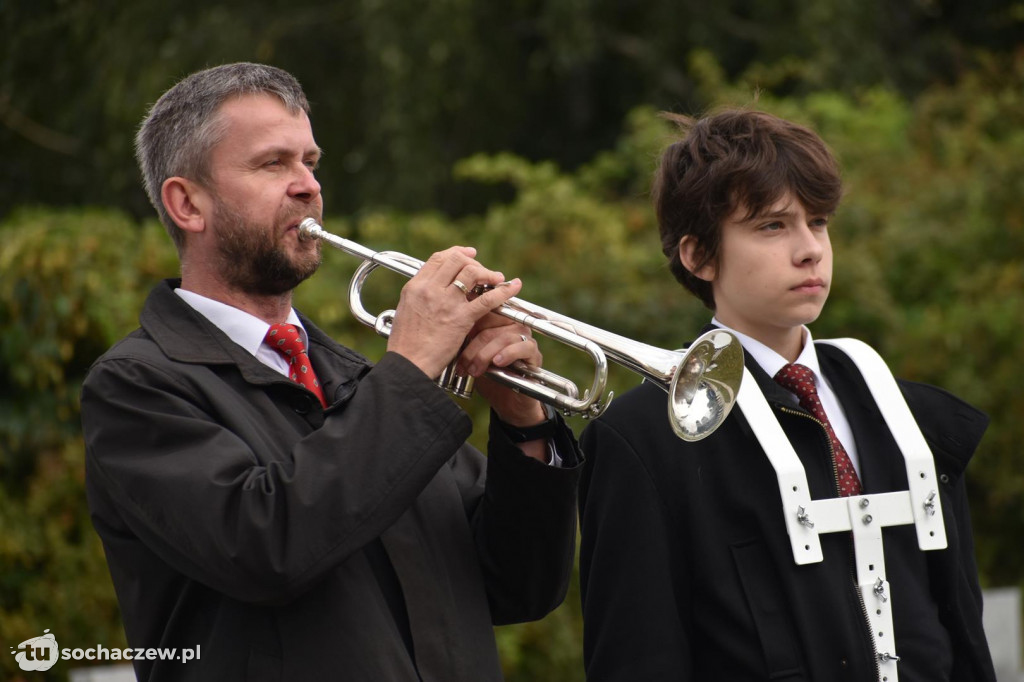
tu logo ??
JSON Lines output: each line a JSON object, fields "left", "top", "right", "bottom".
{"left": 10, "top": 629, "right": 59, "bottom": 672}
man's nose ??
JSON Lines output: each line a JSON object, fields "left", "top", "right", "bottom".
{"left": 289, "top": 163, "right": 321, "bottom": 202}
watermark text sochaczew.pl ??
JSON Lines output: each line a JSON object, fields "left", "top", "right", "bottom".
{"left": 10, "top": 630, "right": 200, "bottom": 672}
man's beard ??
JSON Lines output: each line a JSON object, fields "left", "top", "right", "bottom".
{"left": 212, "top": 200, "right": 322, "bottom": 296}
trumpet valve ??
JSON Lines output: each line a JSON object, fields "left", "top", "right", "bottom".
{"left": 438, "top": 361, "right": 475, "bottom": 399}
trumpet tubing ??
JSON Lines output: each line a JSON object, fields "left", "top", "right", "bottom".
{"left": 299, "top": 218, "right": 743, "bottom": 441}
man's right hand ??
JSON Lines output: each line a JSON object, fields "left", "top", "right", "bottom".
{"left": 386, "top": 246, "right": 522, "bottom": 380}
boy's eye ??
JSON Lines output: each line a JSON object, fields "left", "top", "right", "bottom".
{"left": 760, "top": 221, "right": 784, "bottom": 232}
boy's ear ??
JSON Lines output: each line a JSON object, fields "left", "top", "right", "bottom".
{"left": 678, "top": 236, "right": 715, "bottom": 281}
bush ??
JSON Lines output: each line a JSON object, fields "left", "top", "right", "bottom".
{"left": 3, "top": 57, "right": 1023, "bottom": 678}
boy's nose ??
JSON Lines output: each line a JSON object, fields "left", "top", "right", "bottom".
{"left": 794, "top": 223, "right": 825, "bottom": 263}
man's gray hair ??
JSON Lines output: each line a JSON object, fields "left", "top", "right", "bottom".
{"left": 135, "top": 62, "right": 310, "bottom": 252}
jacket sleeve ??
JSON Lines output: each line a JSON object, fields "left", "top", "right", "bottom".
{"left": 446, "top": 411, "right": 583, "bottom": 625}
{"left": 578, "top": 418, "right": 692, "bottom": 681}
{"left": 82, "top": 349, "right": 471, "bottom": 606}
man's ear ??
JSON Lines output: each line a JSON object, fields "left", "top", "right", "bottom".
{"left": 161, "top": 177, "right": 210, "bottom": 236}
{"left": 678, "top": 236, "right": 715, "bottom": 281}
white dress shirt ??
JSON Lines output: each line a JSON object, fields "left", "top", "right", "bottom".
{"left": 175, "top": 288, "right": 307, "bottom": 378}
{"left": 712, "top": 319, "right": 861, "bottom": 477}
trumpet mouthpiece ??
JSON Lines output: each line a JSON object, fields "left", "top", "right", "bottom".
{"left": 298, "top": 218, "right": 322, "bottom": 241}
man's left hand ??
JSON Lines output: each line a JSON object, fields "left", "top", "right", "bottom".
{"left": 458, "top": 313, "right": 552, "bottom": 462}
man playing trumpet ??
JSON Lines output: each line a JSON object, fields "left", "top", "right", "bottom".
{"left": 81, "top": 62, "right": 581, "bottom": 681}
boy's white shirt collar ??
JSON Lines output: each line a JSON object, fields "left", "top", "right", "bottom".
{"left": 174, "top": 287, "right": 306, "bottom": 376}
{"left": 711, "top": 318, "right": 822, "bottom": 383}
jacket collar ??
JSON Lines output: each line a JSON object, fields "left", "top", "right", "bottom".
{"left": 139, "top": 279, "right": 371, "bottom": 391}
{"left": 140, "top": 279, "right": 253, "bottom": 366}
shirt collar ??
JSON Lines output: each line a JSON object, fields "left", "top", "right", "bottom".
{"left": 174, "top": 288, "right": 307, "bottom": 357}
{"left": 710, "top": 317, "right": 823, "bottom": 381}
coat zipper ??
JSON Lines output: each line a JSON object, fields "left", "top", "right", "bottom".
{"left": 778, "top": 405, "right": 842, "bottom": 497}
{"left": 778, "top": 405, "right": 882, "bottom": 681}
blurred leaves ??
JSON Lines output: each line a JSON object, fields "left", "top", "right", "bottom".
{"left": 0, "top": 211, "right": 176, "bottom": 679}
{"left": 3, "top": 0, "right": 1022, "bottom": 219}
{"left": 2, "top": 3, "right": 1024, "bottom": 677}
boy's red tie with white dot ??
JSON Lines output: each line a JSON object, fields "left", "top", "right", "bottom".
{"left": 774, "top": 363, "right": 862, "bottom": 497}
{"left": 264, "top": 323, "right": 328, "bottom": 408}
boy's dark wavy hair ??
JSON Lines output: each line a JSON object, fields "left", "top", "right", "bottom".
{"left": 652, "top": 109, "right": 843, "bottom": 309}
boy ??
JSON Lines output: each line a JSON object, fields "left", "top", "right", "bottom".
{"left": 577, "top": 109, "right": 996, "bottom": 681}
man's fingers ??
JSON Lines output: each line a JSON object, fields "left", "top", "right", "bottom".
{"left": 415, "top": 246, "right": 476, "bottom": 283}
{"left": 460, "top": 323, "right": 540, "bottom": 377}
{"left": 468, "top": 277, "right": 521, "bottom": 312}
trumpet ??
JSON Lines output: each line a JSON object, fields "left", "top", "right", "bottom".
{"left": 299, "top": 219, "right": 743, "bottom": 441}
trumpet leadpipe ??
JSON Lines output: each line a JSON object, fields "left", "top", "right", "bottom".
{"left": 299, "top": 218, "right": 610, "bottom": 418}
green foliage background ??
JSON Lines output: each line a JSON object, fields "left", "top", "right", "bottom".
{"left": 2, "top": 1, "right": 1023, "bottom": 679}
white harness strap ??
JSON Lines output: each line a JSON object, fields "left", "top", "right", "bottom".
{"left": 735, "top": 338, "right": 946, "bottom": 682}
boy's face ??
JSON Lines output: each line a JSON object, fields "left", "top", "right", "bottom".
{"left": 688, "top": 191, "right": 832, "bottom": 358}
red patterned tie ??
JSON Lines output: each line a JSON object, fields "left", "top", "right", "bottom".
{"left": 774, "top": 363, "right": 862, "bottom": 496}
{"left": 264, "top": 324, "right": 327, "bottom": 408}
